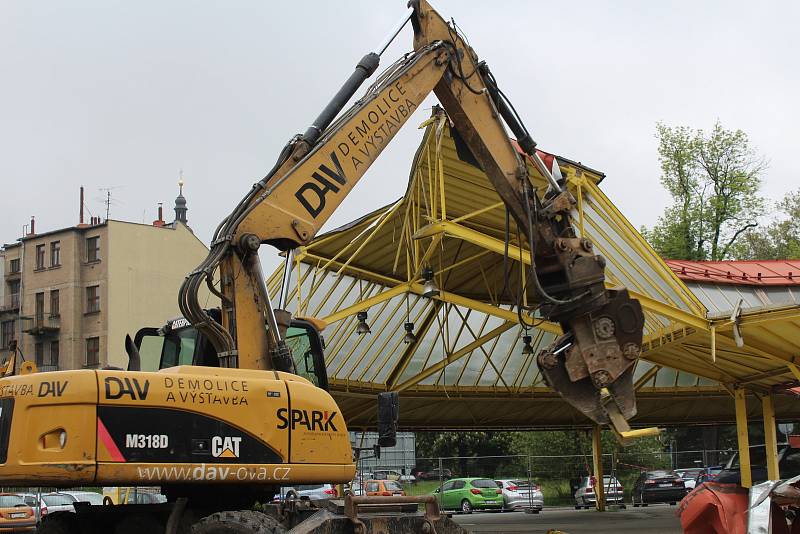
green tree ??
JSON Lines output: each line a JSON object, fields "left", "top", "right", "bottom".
{"left": 510, "top": 430, "right": 663, "bottom": 459}
{"left": 415, "top": 431, "right": 514, "bottom": 476}
{"left": 644, "top": 121, "right": 767, "bottom": 260}
{"left": 733, "top": 189, "right": 800, "bottom": 260}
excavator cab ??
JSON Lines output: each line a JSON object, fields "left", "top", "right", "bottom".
{"left": 130, "top": 311, "right": 329, "bottom": 391}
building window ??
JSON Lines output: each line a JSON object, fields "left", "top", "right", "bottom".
{"left": 1, "top": 321, "right": 14, "bottom": 349}
{"left": 9, "top": 259, "right": 20, "bottom": 274}
{"left": 48, "top": 340, "right": 59, "bottom": 369}
{"left": 35, "top": 292, "right": 45, "bottom": 321}
{"left": 50, "top": 241, "right": 61, "bottom": 267}
{"left": 8, "top": 280, "right": 20, "bottom": 308}
{"left": 86, "top": 337, "right": 100, "bottom": 367}
{"left": 86, "top": 285, "right": 100, "bottom": 313}
{"left": 35, "top": 244, "right": 45, "bottom": 270}
{"left": 50, "top": 289, "right": 60, "bottom": 317}
{"left": 87, "top": 236, "right": 100, "bottom": 262}
{"left": 35, "top": 342, "right": 44, "bottom": 367}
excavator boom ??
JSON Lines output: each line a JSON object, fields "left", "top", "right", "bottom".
{"left": 179, "top": 0, "right": 644, "bottom": 424}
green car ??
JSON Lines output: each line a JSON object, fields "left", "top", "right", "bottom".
{"left": 433, "top": 478, "right": 504, "bottom": 513}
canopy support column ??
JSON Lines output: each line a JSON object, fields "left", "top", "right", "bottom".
{"left": 762, "top": 393, "right": 779, "bottom": 481}
{"left": 592, "top": 425, "right": 605, "bottom": 511}
{"left": 734, "top": 388, "right": 752, "bottom": 488}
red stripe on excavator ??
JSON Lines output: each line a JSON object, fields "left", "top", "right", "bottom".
{"left": 97, "top": 417, "right": 126, "bottom": 462}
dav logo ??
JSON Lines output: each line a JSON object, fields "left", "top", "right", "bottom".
{"left": 211, "top": 436, "right": 242, "bottom": 459}
{"left": 294, "top": 152, "right": 347, "bottom": 218}
{"left": 276, "top": 408, "right": 338, "bottom": 432}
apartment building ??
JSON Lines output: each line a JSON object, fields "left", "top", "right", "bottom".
{"left": 0, "top": 188, "right": 212, "bottom": 370}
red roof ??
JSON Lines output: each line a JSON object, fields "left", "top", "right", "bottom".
{"left": 665, "top": 259, "right": 800, "bottom": 286}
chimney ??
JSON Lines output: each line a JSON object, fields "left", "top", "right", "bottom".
{"left": 77, "top": 186, "right": 87, "bottom": 227}
{"left": 152, "top": 203, "right": 165, "bottom": 227}
{"left": 27, "top": 216, "right": 36, "bottom": 237}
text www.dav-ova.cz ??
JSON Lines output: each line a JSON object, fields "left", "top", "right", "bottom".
{"left": 136, "top": 464, "right": 291, "bottom": 482}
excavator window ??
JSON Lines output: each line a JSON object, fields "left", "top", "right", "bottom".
{"left": 133, "top": 315, "right": 328, "bottom": 390}
{"left": 161, "top": 327, "right": 198, "bottom": 368}
{"left": 134, "top": 323, "right": 202, "bottom": 371}
{"left": 133, "top": 328, "right": 161, "bottom": 372}
{"left": 285, "top": 319, "right": 328, "bottom": 392}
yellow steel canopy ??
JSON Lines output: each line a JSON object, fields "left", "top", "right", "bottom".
{"left": 268, "top": 108, "right": 800, "bottom": 430}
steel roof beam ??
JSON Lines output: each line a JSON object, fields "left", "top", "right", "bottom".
{"left": 394, "top": 322, "right": 516, "bottom": 392}
{"left": 386, "top": 301, "right": 443, "bottom": 389}
{"left": 413, "top": 220, "right": 710, "bottom": 331}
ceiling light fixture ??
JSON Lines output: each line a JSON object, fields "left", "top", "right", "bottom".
{"left": 521, "top": 334, "right": 534, "bottom": 355}
{"left": 403, "top": 322, "right": 417, "bottom": 344}
{"left": 421, "top": 266, "right": 439, "bottom": 298}
{"left": 355, "top": 311, "right": 371, "bottom": 335}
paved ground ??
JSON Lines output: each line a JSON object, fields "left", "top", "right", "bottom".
{"left": 451, "top": 505, "right": 683, "bottom": 533}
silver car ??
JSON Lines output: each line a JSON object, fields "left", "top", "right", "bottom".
{"left": 573, "top": 476, "right": 625, "bottom": 509}
{"left": 280, "top": 484, "right": 337, "bottom": 501}
{"left": 495, "top": 479, "right": 543, "bottom": 512}
{"left": 40, "top": 493, "right": 79, "bottom": 516}
{"left": 39, "top": 491, "right": 104, "bottom": 517}
{"left": 60, "top": 491, "right": 105, "bottom": 507}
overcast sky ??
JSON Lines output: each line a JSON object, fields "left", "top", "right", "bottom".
{"left": 2, "top": 1, "right": 797, "bottom": 272}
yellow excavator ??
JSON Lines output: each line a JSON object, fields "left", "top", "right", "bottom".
{"left": 0, "top": 1, "right": 644, "bottom": 532}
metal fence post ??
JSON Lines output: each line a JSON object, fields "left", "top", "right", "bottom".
{"left": 526, "top": 454, "right": 533, "bottom": 513}
{"left": 438, "top": 457, "right": 443, "bottom": 508}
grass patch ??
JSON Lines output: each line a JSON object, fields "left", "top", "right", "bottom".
{"left": 402, "top": 480, "right": 442, "bottom": 496}
{"left": 538, "top": 480, "right": 575, "bottom": 506}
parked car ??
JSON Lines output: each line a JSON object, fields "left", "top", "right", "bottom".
{"left": 59, "top": 491, "right": 105, "bottom": 507}
{"left": 399, "top": 473, "right": 416, "bottom": 483}
{"left": 675, "top": 468, "right": 705, "bottom": 490}
{"left": 573, "top": 475, "right": 625, "bottom": 509}
{"left": 37, "top": 491, "right": 104, "bottom": 518}
{"left": 18, "top": 494, "right": 42, "bottom": 523}
{"left": 419, "top": 468, "right": 454, "bottom": 481}
{"left": 102, "top": 487, "right": 166, "bottom": 505}
{"left": 281, "top": 484, "right": 337, "bottom": 501}
{"left": 631, "top": 470, "right": 687, "bottom": 506}
{"left": 715, "top": 444, "right": 800, "bottom": 486}
{"left": 693, "top": 466, "right": 723, "bottom": 486}
{"left": 372, "top": 469, "right": 416, "bottom": 483}
{"left": 39, "top": 493, "right": 79, "bottom": 516}
{"left": 363, "top": 479, "right": 406, "bottom": 496}
{"left": 346, "top": 480, "right": 363, "bottom": 496}
{"left": 433, "top": 478, "right": 503, "bottom": 513}
{"left": 494, "top": 479, "right": 543, "bottom": 512}
{"left": 0, "top": 493, "right": 35, "bottom": 532}
{"left": 373, "top": 469, "right": 399, "bottom": 481}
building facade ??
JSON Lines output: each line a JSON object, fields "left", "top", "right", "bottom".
{"left": 1, "top": 204, "right": 211, "bottom": 371}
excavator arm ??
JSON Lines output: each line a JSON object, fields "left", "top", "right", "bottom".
{"left": 179, "top": 0, "right": 644, "bottom": 425}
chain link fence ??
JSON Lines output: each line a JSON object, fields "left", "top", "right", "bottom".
{"left": 402, "top": 449, "right": 734, "bottom": 506}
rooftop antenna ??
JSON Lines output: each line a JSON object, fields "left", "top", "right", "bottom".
{"left": 98, "top": 186, "right": 122, "bottom": 221}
